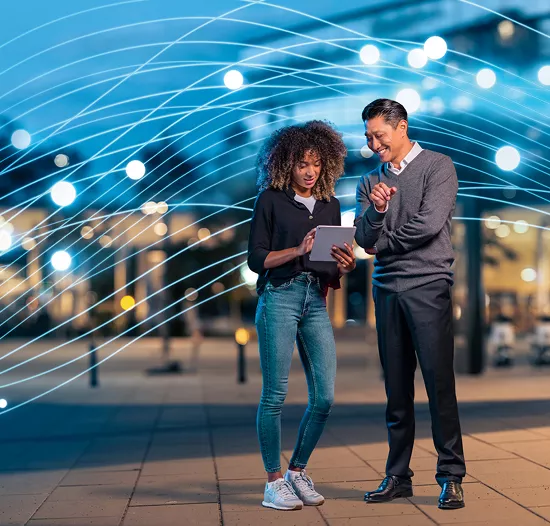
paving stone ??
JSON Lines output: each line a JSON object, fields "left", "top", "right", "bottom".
{"left": 130, "top": 474, "right": 217, "bottom": 506}
{"left": 61, "top": 469, "right": 140, "bottom": 487}
{"left": 319, "top": 496, "right": 421, "bottom": 519}
{"left": 122, "top": 503, "right": 220, "bottom": 526}
{"left": 0, "top": 495, "right": 47, "bottom": 526}
{"left": 32, "top": 498, "right": 128, "bottom": 520}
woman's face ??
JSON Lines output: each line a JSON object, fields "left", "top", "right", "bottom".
{"left": 291, "top": 150, "right": 322, "bottom": 192}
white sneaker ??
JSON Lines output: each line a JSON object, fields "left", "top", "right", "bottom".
{"left": 285, "top": 469, "right": 325, "bottom": 506}
{"left": 262, "top": 478, "right": 303, "bottom": 511}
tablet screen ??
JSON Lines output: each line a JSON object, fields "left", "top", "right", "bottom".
{"left": 309, "top": 225, "right": 356, "bottom": 262}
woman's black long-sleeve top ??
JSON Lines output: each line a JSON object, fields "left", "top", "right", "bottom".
{"left": 247, "top": 186, "right": 342, "bottom": 295}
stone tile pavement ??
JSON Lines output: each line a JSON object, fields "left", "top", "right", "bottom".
{"left": 0, "top": 337, "right": 549, "bottom": 525}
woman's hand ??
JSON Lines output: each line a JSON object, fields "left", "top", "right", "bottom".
{"left": 331, "top": 242, "right": 356, "bottom": 274}
{"left": 296, "top": 228, "right": 317, "bottom": 256}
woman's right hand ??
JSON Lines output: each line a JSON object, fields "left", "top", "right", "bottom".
{"left": 296, "top": 228, "right": 317, "bottom": 256}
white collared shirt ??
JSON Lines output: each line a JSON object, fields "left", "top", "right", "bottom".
{"left": 387, "top": 141, "right": 423, "bottom": 175}
{"left": 377, "top": 141, "right": 423, "bottom": 214}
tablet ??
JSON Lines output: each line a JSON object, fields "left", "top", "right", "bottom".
{"left": 309, "top": 225, "right": 356, "bottom": 262}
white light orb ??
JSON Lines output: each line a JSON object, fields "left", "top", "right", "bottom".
{"left": 521, "top": 268, "right": 537, "bottom": 282}
{"left": 11, "top": 129, "right": 31, "bottom": 150}
{"left": 424, "top": 36, "right": 447, "bottom": 59}
{"left": 141, "top": 201, "right": 157, "bottom": 215}
{"left": 485, "top": 216, "right": 501, "bottom": 229}
{"left": 354, "top": 245, "right": 372, "bottom": 260}
{"left": 360, "top": 44, "right": 380, "bottom": 65}
{"left": 396, "top": 88, "right": 421, "bottom": 114}
{"left": 422, "top": 77, "right": 439, "bottom": 90}
{"left": 51, "top": 250, "right": 72, "bottom": 271}
{"left": 495, "top": 224, "right": 510, "bottom": 238}
{"left": 476, "top": 68, "right": 496, "bottom": 89}
{"left": 156, "top": 201, "right": 169, "bottom": 214}
{"left": 54, "top": 154, "right": 69, "bottom": 168}
{"left": 22, "top": 237, "right": 36, "bottom": 251}
{"left": 50, "top": 181, "right": 76, "bottom": 207}
{"left": 513, "top": 220, "right": 529, "bottom": 234}
{"left": 0, "top": 231, "right": 12, "bottom": 251}
{"left": 224, "top": 70, "right": 244, "bottom": 90}
{"left": 341, "top": 211, "right": 355, "bottom": 228}
{"left": 538, "top": 65, "right": 550, "bottom": 86}
{"left": 451, "top": 95, "right": 473, "bottom": 111}
{"left": 429, "top": 97, "right": 445, "bottom": 115}
{"left": 0, "top": 399, "right": 7, "bottom": 409}
{"left": 360, "top": 145, "right": 374, "bottom": 158}
{"left": 407, "top": 48, "right": 428, "bottom": 69}
{"left": 495, "top": 146, "right": 520, "bottom": 171}
{"left": 126, "top": 160, "right": 146, "bottom": 180}
{"left": 240, "top": 265, "right": 258, "bottom": 287}
{"left": 154, "top": 222, "right": 168, "bottom": 236}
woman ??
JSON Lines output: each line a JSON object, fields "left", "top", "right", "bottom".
{"left": 248, "top": 120, "right": 356, "bottom": 511}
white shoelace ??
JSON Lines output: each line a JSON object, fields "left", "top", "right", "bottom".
{"left": 273, "top": 479, "right": 299, "bottom": 500}
{"left": 294, "top": 471, "right": 317, "bottom": 493}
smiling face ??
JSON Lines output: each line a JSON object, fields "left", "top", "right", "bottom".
{"left": 291, "top": 149, "right": 322, "bottom": 196}
{"left": 364, "top": 116, "right": 409, "bottom": 166}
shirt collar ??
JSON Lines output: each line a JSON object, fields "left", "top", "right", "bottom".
{"left": 387, "top": 141, "right": 423, "bottom": 174}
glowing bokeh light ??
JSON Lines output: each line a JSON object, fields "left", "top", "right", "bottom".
{"left": 476, "top": 68, "right": 496, "bottom": 89}
{"left": 51, "top": 251, "right": 72, "bottom": 271}
{"left": 120, "top": 295, "right": 136, "bottom": 311}
{"left": 521, "top": 268, "right": 537, "bottom": 282}
{"left": 495, "top": 224, "right": 511, "bottom": 238}
{"left": 359, "top": 44, "right": 380, "bottom": 65}
{"left": 224, "top": 69, "right": 244, "bottom": 90}
{"left": 485, "top": 216, "right": 501, "bottom": 229}
{"left": 126, "top": 160, "right": 146, "bottom": 180}
{"left": 360, "top": 145, "right": 374, "bottom": 158}
{"left": 154, "top": 222, "right": 168, "bottom": 236}
{"left": 22, "top": 237, "right": 36, "bottom": 251}
{"left": 396, "top": 88, "right": 421, "bottom": 113}
{"left": 538, "top": 65, "right": 550, "bottom": 86}
{"left": 54, "top": 154, "right": 69, "bottom": 168}
{"left": 495, "top": 146, "right": 520, "bottom": 171}
{"left": 240, "top": 266, "right": 258, "bottom": 287}
{"left": 513, "top": 220, "right": 529, "bottom": 234}
{"left": 0, "top": 231, "right": 12, "bottom": 251}
{"left": 407, "top": 48, "right": 428, "bottom": 69}
{"left": 11, "top": 129, "right": 31, "bottom": 150}
{"left": 51, "top": 181, "right": 76, "bottom": 207}
{"left": 424, "top": 36, "right": 447, "bottom": 59}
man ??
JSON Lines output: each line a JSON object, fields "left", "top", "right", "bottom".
{"left": 355, "top": 99, "right": 466, "bottom": 510}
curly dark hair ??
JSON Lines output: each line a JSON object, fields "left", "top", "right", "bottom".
{"left": 255, "top": 120, "right": 347, "bottom": 201}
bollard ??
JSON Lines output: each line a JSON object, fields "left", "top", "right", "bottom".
{"left": 235, "top": 328, "right": 250, "bottom": 384}
{"left": 89, "top": 342, "right": 99, "bottom": 388}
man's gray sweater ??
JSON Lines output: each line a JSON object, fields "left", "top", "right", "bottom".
{"left": 354, "top": 149, "right": 458, "bottom": 292}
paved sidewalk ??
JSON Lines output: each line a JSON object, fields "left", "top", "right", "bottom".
{"left": 0, "top": 337, "right": 550, "bottom": 525}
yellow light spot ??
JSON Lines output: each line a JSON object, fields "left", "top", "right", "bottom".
{"left": 235, "top": 328, "right": 250, "bottom": 345}
{"left": 120, "top": 295, "right": 135, "bottom": 311}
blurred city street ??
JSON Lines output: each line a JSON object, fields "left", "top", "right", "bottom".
{"left": 1, "top": 335, "right": 550, "bottom": 525}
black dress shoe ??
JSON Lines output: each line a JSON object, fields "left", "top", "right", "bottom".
{"left": 438, "top": 481, "right": 465, "bottom": 510}
{"left": 364, "top": 476, "right": 413, "bottom": 503}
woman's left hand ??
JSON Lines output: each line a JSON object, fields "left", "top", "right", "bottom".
{"left": 331, "top": 242, "right": 356, "bottom": 274}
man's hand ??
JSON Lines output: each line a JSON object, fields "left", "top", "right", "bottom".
{"left": 370, "top": 182, "right": 397, "bottom": 212}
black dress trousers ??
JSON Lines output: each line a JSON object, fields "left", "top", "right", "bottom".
{"left": 373, "top": 279, "right": 466, "bottom": 485}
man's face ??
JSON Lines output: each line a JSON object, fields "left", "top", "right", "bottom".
{"left": 364, "top": 116, "right": 408, "bottom": 165}
{"left": 291, "top": 149, "right": 322, "bottom": 191}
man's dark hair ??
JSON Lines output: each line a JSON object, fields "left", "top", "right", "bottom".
{"left": 361, "top": 98, "right": 408, "bottom": 127}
